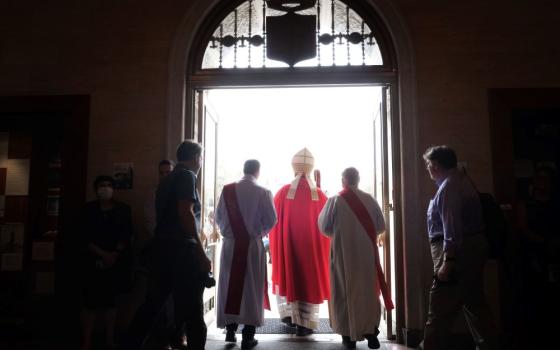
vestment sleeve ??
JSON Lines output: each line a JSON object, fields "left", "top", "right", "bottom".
{"left": 318, "top": 196, "right": 336, "bottom": 236}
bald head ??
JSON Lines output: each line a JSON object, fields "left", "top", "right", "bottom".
{"left": 342, "top": 167, "right": 360, "bottom": 188}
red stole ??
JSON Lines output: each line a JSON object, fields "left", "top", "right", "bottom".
{"left": 223, "top": 183, "right": 270, "bottom": 315}
{"left": 339, "top": 188, "right": 394, "bottom": 310}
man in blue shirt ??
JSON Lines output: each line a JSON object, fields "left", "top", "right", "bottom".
{"left": 422, "top": 145, "right": 496, "bottom": 350}
{"left": 125, "top": 140, "right": 211, "bottom": 350}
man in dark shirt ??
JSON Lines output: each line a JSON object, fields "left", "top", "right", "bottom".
{"left": 421, "top": 145, "right": 496, "bottom": 350}
{"left": 125, "top": 140, "right": 211, "bottom": 350}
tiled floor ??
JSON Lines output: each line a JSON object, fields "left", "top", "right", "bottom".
{"left": 205, "top": 336, "right": 411, "bottom": 350}
{"left": 202, "top": 261, "right": 403, "bottom": 349}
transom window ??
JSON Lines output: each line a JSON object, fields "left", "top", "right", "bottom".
{"left": 201, "top": 0, "right": 383, "bottom": 69}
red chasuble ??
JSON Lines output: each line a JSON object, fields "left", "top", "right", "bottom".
{"left": 270, "top": 178, "right": 330, "bottom": 304}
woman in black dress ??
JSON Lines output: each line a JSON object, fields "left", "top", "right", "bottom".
{"left": 81, "top": 175, "right": 132, "bottom": 350}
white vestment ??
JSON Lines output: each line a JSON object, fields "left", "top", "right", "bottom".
{"left": 216, "top": 175, "right": 277, "bottom": 327}
{"left": 318, "top": 186, "right": 386, "bottom": 341}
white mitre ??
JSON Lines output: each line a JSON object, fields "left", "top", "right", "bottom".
{"left": 287, "top": 148, "right": 319, "bottom": 201}
{"left": 292, "top": 148, "right": 315, "bottom": 175}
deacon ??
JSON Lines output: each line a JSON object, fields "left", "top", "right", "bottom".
{"left": 215, "top": 159, "right": 277, "bottom": 349}
{"left": 318, "top": 167, "right": 394, "bottom": 349}
{"left": 269, "top": 148, "right": 331, "bottom": 336}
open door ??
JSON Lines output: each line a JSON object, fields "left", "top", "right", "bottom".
{"left": 373, "top": 86, "right": 396, "bottom": 340}
{"left": 195, "top": 90, "right": 220, "bottom": 324}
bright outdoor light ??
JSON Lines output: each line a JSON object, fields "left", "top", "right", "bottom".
{"left": 208, "top": 86, "right": 382, "bottom": 197}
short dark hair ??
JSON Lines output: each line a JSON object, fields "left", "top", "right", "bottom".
{"left": 158, "top": 159, "right": 175, "bottom": 168}
{"left": 243, "top": 159, "right": 260, "bottom": 175}
{"left": 342, "top": 167, "right": 360, "bottom": 186}
{"left": 423, "top": 145, "right": 457, "bottom": 169}
{"left": 176, "top": 140, "right": 202, "bottom": 162}
{"left": 93, "top": 175, "right": 114, "bottom": 190}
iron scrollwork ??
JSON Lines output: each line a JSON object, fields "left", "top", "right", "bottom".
{"left": 202, "top": 0, "right": 382, "bottom": 69}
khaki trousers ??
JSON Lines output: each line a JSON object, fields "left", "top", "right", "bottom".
{"left": 423, "top": 235, "right": 497, "bottom": 350}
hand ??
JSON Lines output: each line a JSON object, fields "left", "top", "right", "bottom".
{"left": 436, "top": 261, "right": 453, "bottom": 281}
{"left": 377, "top": 232, "right": 386, "bottom": 247}
{"left": 102, "top": 251, "right": 118, "bottom": 268}
{"left": 198, "top": 251, "right": 211, "bottom": 272}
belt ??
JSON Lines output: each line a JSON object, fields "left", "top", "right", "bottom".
{"left": 155, "top": 234, "right": 197, "bottom": 244}
{"left": 430, "top": 235, "right": 444, "bottom": 244}
{"left": 430, "top": 232, "right": 483, "bottom": 244}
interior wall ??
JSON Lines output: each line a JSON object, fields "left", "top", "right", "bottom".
{"left": 1, "top": 0, "right": 560, "bottom": 337}
{"left": 0, "top": 0, "right": 193, "bottom": 240}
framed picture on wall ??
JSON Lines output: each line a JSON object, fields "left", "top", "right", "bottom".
{"left": 113, "top": 162, "right": 134, "bottom": 190}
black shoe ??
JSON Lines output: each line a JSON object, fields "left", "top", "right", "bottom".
{"left": 281, "top": 317, "right": 296, "bottom": 328}
{"left": 241, "top": 338, "right": 258, "bottom": 349}
{"left": 169, "top": 340, "right": 188, "bottom": 350}
{"left": 365, "top": 334, "right": 380, "bottom": 349}
{"left": 342, "top": 336, "right": 356, "bottom": 349}
{"left": 295, "top": 325, "right": 313, "bottom": 336}
{"left": 225, "top": 330, "right": 237, "bottom": 343}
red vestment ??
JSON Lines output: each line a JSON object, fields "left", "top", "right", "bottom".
{"left": 270, "top": 177, "right": 330, "bottom": 304}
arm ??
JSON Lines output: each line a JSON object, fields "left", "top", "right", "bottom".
{"left": 437, "top": 186, "right": 463, "bottom": 281}
{"left": 440, "top": 186, "right": 463, "bottom": 257}
{"left": 371, "top": 198, "right": 386, "bottom": 246}
{"left": 318, "top": 197, "right": 336, "bottom": 236}
{"left": 88, "top": 243, "right": 118, "bottom": 267}
{"left": 83, "top": 204, "right": 118, "bottom": 266}
{"left": 260, "top": 190, "right": 278, "bottom": 235}
{"left": 215, "top": 191, "right": 228, "bottom": 236}
{"left": 175, "top": 170, "right": 211, "bottom": 272}
{"left": 178, "top": 199, "right": 211, "bottom": 271}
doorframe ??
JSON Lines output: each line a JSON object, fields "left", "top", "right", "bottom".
{"left": 166, "top": 0, "right": 423, "bottom": 344}
{"left": 194, "top": 82, "right": 399, "bottom": 338}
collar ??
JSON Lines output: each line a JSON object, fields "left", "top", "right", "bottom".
{"left": 175, "top": 163, "right": 195, "bottom": 175}
{"left": 241, "top": 174, "right": 257, "bottom": 183}
{"left": 287, "top": 174, "right": 319, "bottom": 201}
{"left": 436, "top": 168, "right": 459, "bottom": 187}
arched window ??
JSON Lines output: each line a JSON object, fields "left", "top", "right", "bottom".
{"left": 201, "top": 0, "right": 385, "bottom": 69}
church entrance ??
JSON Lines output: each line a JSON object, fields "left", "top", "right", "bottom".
{"left": 182, "top": 0, "right": 405, "bottom": 342}
{"left": 195, "top": 85, "right": 397, "bottom": 340}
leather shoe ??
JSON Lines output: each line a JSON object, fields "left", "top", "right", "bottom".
{"left": 241, "top": 338, "right": 258, "bottom": 349}
{"left": 342, "top": 336, "right": 356, "bottom": 348}
{"left": 169, "top": 340, "right": 188, "bottom": 350}
{"left": 281, "top": 316, "right": 296, "bottom": 328}
{"left": 365, "top": 334, "right": 380, "bottom": 349}
{"left": 295, "top": 325, "right": 313, "bottom": 336}
{"left": 225, "top": 330, "right": 237, "bottom": 343}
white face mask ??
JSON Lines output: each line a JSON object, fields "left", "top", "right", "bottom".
{"left": 97, "top": 187, "right": 113, "bottom": 200}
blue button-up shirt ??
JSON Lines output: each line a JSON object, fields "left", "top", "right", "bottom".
{"left": 427, "top": 168, "right": 483, "bottom": 252}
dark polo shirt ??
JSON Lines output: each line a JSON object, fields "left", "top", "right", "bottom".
{"left": 154, "top": 163, "right": 201, "bottom": 237}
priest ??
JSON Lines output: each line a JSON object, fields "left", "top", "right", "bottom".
{"left": 215, "top": 160, "right": 277, "bottom": 349}
{"left": 269, "top": 148, "right": 331, "bottom": 336}
{"left": 318, "top": 167, "right": 393, "bottom": 349}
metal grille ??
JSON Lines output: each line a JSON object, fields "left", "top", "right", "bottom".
{"left": 201, "top": 0, "right": 383, "bottom": 69}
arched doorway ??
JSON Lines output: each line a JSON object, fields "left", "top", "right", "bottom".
{"left": 167, "top": 0, "right": 423, "bottom": 344}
